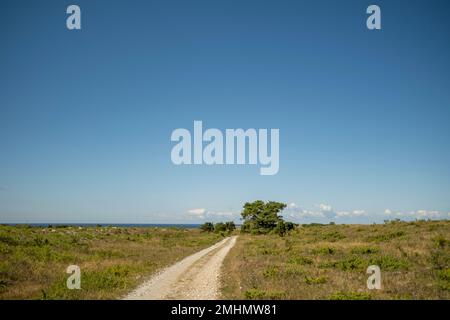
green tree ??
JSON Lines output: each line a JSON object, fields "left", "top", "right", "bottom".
{"left": 285, "top": 222, "right": 295, "bottom": 231}
{"left": 214, "top": 222, "right": 227, "bottom": 233}
{"left": 274, "top": 220, "right": 286, "bottom": 236}
{"left": 200, "top": 222, "right": 214, "bottom": 232}
{"left": 225, "top": 221, "right": 236, "bottom": 232}
{"left": 241, "top": 200, "right": 287, "bottom": 234}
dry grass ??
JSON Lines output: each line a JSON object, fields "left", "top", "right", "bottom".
{"left": 221, "top": 220, "right": 450, "bottom": 300}
{"left": 0, "top": 225, "right": 222, "bottom": 299}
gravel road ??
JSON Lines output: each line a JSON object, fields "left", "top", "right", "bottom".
{"left": 124, "top": 236, "right": 237, "bottom": 300}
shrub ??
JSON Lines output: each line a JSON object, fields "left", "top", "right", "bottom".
{"left": 321, "top": 231, "right": 345, "bottom": 242}
{"left": 338, "top": 256, "right": 366, "bottom": 271}
{"left": 285, "top": 222, "right": 295, "bottom": 231}
{"left": 369, "top": 255, "right": 409, "bottom": 271}
{"left": 329, "top": 291, "right": 371, "bottom": 300}
{"left": 214, "top": 223, "right": 227, "bottom": 233}
{"left": 351, "top": 247, "right": 379, "bottom": 255}
{"left": 244, "top": 288, "right": 265, "bottom": 299}
{"left": 200, "top": 222, "right": 214, "bottom": 232}
{"left": 263, "top": 265, "right": 279, "bottom": 278}
{"left": 225, "top": 221, "right": 236, "bottom": 232}
{"left": 312, "top": 247, "right": 336, "bottom": 255}
{"left": 264, "top": 290, "right": 287, "bottom": 299}
{"left": 283, "top": 265, "right": 305, "bottom": 276}
{"left": 433, "top": 236, "right": 449, "bottom": 248}
{"left": 323, "top": 255, "right": 408, "bottom": 272}
{"left": 437, "top": 268, "right": 450, "bottom": 281}
{"left": 274, "top": 221, "right": 287, "bottom": 237}
{"left": 430, "top": 249, "right": 449, "bottom": 270}
{"left": 31, "top": 237, "right": 49, "bottom": 247}
{"left": 304, "top": 275, "right": 327, "bottom": 284}
{"left": 244, "top": 289, "right": 286, "bottom": 300}
{"left": 259, "top": 247, "right": 281, "bottom": 256}
{"left": 302, "top": 223, "right": 325, "bottom": 227}
{"left": 288, "top": 256, "right": 313, "bottom": 265}
{"left": 318, "top": 261, "right": 338, "bottom": 269}
{"left": 367, "top": 231, "right": 405, "bottom": 242}
{"left": 85, "top": 265, "right": 132, "bottom": 290}
{"left": 273, "top": 221, "right": 295, "bottom": 237}
{"left": 437, "top": 269, "right": 450, "bottom": 290}
{"left": 0, "top": 234, "right": 19, "bottom": 246}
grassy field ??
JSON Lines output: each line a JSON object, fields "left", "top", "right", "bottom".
{"left": 221, "top": 220, "right": 450, "bottom": 300}
{"left": 0, "top": 225, "right": 222, "bottom": 299}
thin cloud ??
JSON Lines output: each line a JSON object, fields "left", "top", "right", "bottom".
{"left": 288, "top": 202, "right": 351, "bottom": 221}
{"left": 186, "top": 208, "right": 238, "bottom": 221}
{"left": 383, "top": 209, "right": 447, "bottom": 220}
{"left": 317, "top": 203, "right": 335, "bottom": 219}
{"left": 318, "top": 203, "right": 333, "bottom": 212}
{"left": 335, "top": 210, "right": 367, "bottom": 218}
{"left": 187, "top": 208, "right": 206, "bottom": 215}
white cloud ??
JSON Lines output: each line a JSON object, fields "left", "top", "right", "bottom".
{"left": 299, "top": 210, "right": 325, "bottom": 218}
{"left": 316, "top": 203, "right": 335, "bottom": 219}
{"left": 187, "top": 208, "right": 206, "bottom": 215}
{"left": 211, "top": 211, "right": 235, "bottom": 217}
{"left": 319, "top": 204, "right": 333, "bottom": 212}
{"left": 286, "top": 203, "right": 369, "bottom": 220}
{"left": 284, "top": 203, "right": 327, "bottom": 219}
{"left": 287, "top": 202, "right": 299, "bottom": 209}
{"left": 285, "top": 202, "right": 320, "bottom": 218}
{"left": 187, "top": 208, "right": 207, "bottom": 219}
{"left": 382, "top": 209, "right": 447, "bottom": 220}
{"left": 415, "top": 210, "right": 442, "bottom": 218}
{"left": 231, "top": 201, "right": 450, "bottom": 224}
{"left": 335, "top": 210, "right": 367, "bottom": 218}
{"left": 186, "top": 208, "right": 238, "bottom": 221}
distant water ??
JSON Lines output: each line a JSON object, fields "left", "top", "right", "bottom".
{"left": 3, "top": 223, "right": 201, "bottom": 229}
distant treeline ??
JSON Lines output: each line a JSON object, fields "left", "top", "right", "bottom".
{"left": 200, "top": 201, "right": 297, "bottom": 237}
{"left": 200, "top": 221, "right": 236, "bottom": 234}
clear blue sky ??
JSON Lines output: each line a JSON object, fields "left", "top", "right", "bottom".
{"left": 1, "top": 0, "right": 449, "bottom": 224}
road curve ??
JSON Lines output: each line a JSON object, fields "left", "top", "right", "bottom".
{"left": 124, "top": 236, "right": 237, "bottom": 300}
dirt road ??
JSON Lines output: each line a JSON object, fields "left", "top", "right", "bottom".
{"left": 124, "top": 236, "right": 237, "bottom": 300}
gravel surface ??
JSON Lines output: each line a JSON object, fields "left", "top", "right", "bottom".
{"left": 124, "top": 236, "right": 237, "bottom": 300}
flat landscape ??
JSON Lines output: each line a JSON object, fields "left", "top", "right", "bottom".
{"left": 221, "top": 220, "right": 450, "bottom": 299}
{"left": 0, "top": 225, "right": 222, "bottom": 299}
{"left": 0, "top": 220, "right": 449, "bottom": 300}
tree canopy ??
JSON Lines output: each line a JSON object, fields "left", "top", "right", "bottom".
{"left": 240, "top": 200, "right": 289, "bottom": 235}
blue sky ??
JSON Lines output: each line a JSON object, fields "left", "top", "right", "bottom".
{"left": 1, "top": 0, "right": 449, "bottom": 224}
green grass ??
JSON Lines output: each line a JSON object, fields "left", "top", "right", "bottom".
{"left": 221, "top": 220, "right": 450, "bottom": 300}
{"left": 0, "top": 225, "right": 222, "bottom": 299}
{"left": 329, "top": 291, "right": 372, "bottom": 300}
